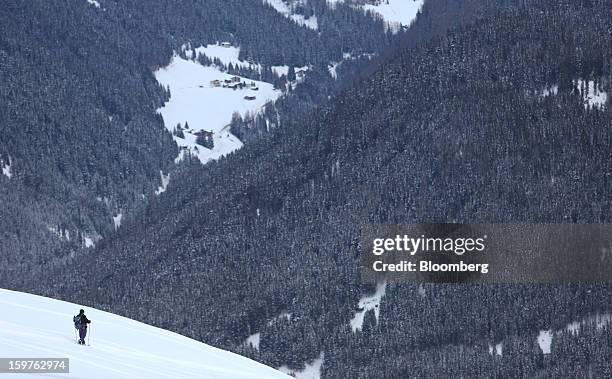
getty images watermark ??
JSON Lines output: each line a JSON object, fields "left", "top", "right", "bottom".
{"left": 361, "top": 224, "right": 612, "bottom": 283}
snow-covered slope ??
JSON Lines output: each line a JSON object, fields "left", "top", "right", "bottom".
{"left": 328, "top": 0, "right": 423, "bottom": 31}
{"left": 263, "top": 0, "right": 318, "bottom": 30}
{"left": 0, "top": 289, "right": 291, "bottom": 379}
{"left": 185, "top": 44, "right": 258, "bottom": 70}
{"left": 155, "top": 52, "right": 281, "bottom": 164}
{"left": 362, "top": 0, "right": 423, "bottom": 29}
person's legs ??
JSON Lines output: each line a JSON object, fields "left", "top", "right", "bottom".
{"left": 79, "top": 327, "right": 87, "bottom": 344}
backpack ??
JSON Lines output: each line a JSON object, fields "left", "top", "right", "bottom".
{"left": 73, "top": 315, "right": 82, "bottom": 330}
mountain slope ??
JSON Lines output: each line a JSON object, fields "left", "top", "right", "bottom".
{"left": 14, "top": 0, "right": 612, "bottom": 377}
{"left": 0, "top": 289, "right": 290, "bottom": 379}
{"left": 0, "top": 0, "right": 398, "bottom": 282}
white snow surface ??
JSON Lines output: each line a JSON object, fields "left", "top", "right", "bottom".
{"left": 536, "top": 313, "right": 612, "bottom": 355}
{"left": 263, "top": 0, "right": 318, "bottom": 30}
{"left": 326, "top": 0, "right": 343, "bottom": 9}
{"left": 83, "top": 236, "right": 95, "bottom": 248}
{"left": 328, "top": 63, "right": 339, "bottom": 80}
{"left": 537, "top": 330, "right": 553, "bottom": 354}
{"left": 563, "top": 313, "right": 612, "bottom": 335}
{"left": 272, "top": 65, "right": 290, "bottom": 77}
{"left": 86, "top": 0, "right": 100, "bottom": 8}
{"left": 155, "top": 171, "right": 170, "bottom": 195}
{"left": 538, "top": 80, "right": 607, "bottom": 108}
{"left": 495, "top": 342, "right": 503, "bottom": 356}
{"left": 350, "top": 281, "right": 386, "bottom": 332}
{"left": 279, "top": 352, "right": 324, "bottom": 379}
{"left": 113, "top": 213, "right": 122, "bottom": 230}
{"left": 186, "top": 44, "right": 257, "bottom": 70}
{"left": 0, "top": 289, "right": 291, "bottom": 379}
{"left": 487, "top": 342, "right": 503, "bottom": 356}
{"left": 361, "top": 0, "right": 423, "bottom": 31}
{"left": 1, "top": 156, "right": 12, "bottom": 178}
{"left": 576, "top": 79, "right": 607, "bottom": 108}
{"left": 246, "top": 332, "right": 261, "bottom": 350}
{"left": 155, "top": 54, "right": 281, "bottom": 164}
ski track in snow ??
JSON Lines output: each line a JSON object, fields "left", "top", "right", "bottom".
{"left": 349, "top": 281, "right": 386, "bottom": 332}
{"left": 0, "top": 289, "right": 290, "bottom": 379}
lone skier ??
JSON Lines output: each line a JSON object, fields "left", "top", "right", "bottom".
{"left": 73, "top": 309, "right": 91, "bottom": 345}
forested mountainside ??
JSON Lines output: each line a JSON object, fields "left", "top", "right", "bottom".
{"left": 20, "top": 0, "right": 612, "bottom": 377}
{"left": 0, "top": 0, "right": 400, "bottom": 275}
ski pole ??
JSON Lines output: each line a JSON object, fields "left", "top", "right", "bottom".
{"left": 88, "top": 324, "right": 91, "bottom": 346}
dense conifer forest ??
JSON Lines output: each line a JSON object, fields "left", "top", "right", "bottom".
{"left": 3, "top": 0, "right": 612, "bottom": 377}
{"left": 0, "top": 0, "right": 398, "bottom": 276}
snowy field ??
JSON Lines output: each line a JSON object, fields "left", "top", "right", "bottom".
{"left": 0, "top": 289, "right": 290, "bottom": 379}
{"left": 155, "top": 48, "right": 281, "bottom": 164}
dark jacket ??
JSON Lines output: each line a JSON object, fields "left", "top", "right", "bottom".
{"left": 79, "top": 314, "right": 91, "bottom": 328}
